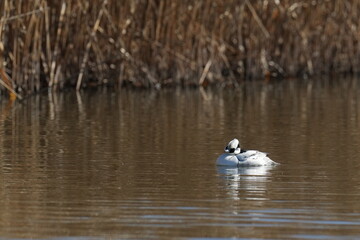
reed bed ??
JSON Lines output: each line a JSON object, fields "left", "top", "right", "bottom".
{"left": 0, "top": 0, "right": 359, "bottom": 97}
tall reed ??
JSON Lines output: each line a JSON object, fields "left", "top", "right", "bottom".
{"left": 0, "top": 0, "right": 359, "bottom": 97}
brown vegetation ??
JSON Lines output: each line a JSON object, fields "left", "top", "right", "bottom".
{"left": 0, "top": 0, "right": 359, "bottom": 97}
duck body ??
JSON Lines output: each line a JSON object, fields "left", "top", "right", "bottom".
{"left": 216, "top": 138, "right": 278, "bottom": 167}
{"left": 217, "top": 150, "right": 276, "bottom": 166}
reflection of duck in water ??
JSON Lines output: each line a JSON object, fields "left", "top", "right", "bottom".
{"left": 217, "top": 165, "right": 274, "bottom": 176}
{"left": 217, "top": 138, "right": 278, "bottom": 166}
{"left": 217, "top": 165, "right": 276, "bottom": 200}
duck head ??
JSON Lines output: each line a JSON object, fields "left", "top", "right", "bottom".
{"left": 224, "top": 138, "right": 241, "bottom": 154}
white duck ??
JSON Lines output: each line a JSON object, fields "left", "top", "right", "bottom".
{"left": 216, "top": 138, "right": 278, "bottom": 166}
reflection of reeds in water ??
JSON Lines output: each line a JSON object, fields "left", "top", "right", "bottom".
{"left": 0, "top": 1, "right": 359, "bottom": 97}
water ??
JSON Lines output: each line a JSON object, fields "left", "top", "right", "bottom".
{"left": 0, "top": 79, "right": 360, "bottom": 239}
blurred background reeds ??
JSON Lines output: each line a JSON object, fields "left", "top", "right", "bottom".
{"left": 0, "top": 0, "right": 359, "bottom": 97}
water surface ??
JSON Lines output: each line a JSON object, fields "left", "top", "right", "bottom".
{"left": 0, "top": 79, "right": 360, "bottom": 239}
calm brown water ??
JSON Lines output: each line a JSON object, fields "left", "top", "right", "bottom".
{"left": 1, "top": 79, "right": 360, "bottom": 239}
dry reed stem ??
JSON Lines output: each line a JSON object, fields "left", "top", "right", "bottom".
{"left": 199, "top": 59, "right": 212, "bottom": 86}
{"left": 43, "top": 0, "right": 51, "bottom": 82}
{"left": 50, "top": 2, "right": 66, "bottom": 88}
{"left": 76, "top": 0, "right": 107, "bottom": 90}
{"left": 118, "top": 46, "right": 158, "bottom": 86}
{"left": 0, "top": 8, "right": 45, "bottom": 23}
{"left": 0, "top": 69, "right": 22, "bottom": 100}
{"left": 245, "top": 0, "right": 270, "bottom": 39}
{"left": 0, "top": 0, "right": 18, "bottom": 99}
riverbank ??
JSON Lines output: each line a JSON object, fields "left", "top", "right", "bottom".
{"left": 0, "top": 1, "right": 359, "bottom": 98}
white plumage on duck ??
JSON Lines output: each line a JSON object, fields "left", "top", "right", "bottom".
{"left": 217, "top": 138, "right": 278, "bottom": 166}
